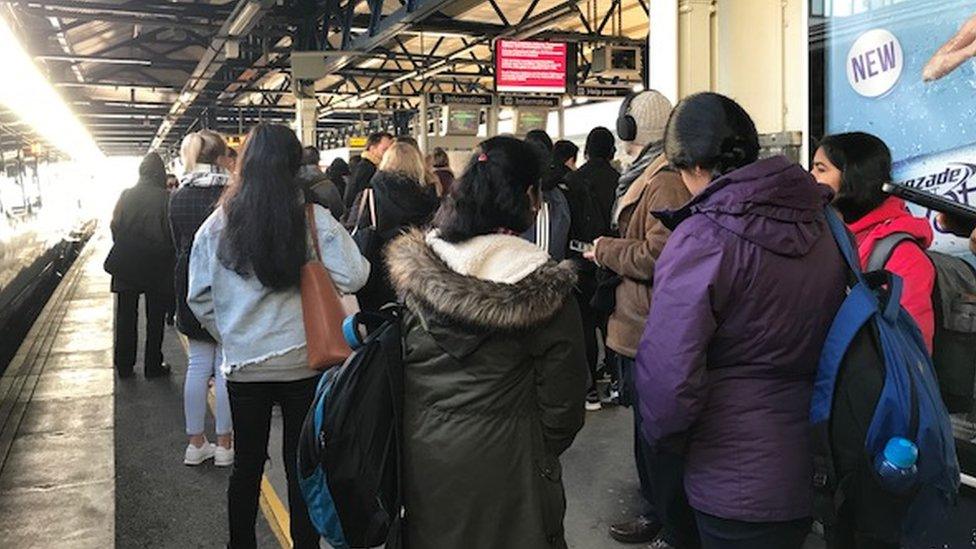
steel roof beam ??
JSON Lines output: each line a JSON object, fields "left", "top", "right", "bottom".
{"left": 150, "top": 0, "right": 273, "bottom": 151}
{"left": 318, "top": 0, "right": 456, "bottom": 76}
{"left": 35, "top": 54, "right": 198, "bottom": 70}
{"left": 320, "top": 1, "right": 580, "bottom": 116}
{"left": 4, "top": 1, "right": 232, "bottom": 20}
{"left": 16, "top": 9, "right": 221, "bottom": 31}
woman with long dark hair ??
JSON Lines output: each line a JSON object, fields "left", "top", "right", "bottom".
{"left": 385, "top": 136, "right": 588, "bottom": 548}
{"left": 520, "top": 131, "right": 572, "bottom": 260}
{"left": 187, "top": 124, "right": 369, "bottom": 548}
{"left": 636, "top": 93, "right": 846, "bottom": 549}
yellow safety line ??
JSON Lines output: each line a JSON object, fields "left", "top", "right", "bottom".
{"left": 180, "top": 334, "right": 292, "bottom": 548}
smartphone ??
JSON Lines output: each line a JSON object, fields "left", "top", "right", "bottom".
{"left": 882, "top": 182, "right": 976, "bottom": 229}
{"left": 569, "top": 239, "right": 594, "bottom": 254}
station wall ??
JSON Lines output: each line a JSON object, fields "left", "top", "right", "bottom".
{"left": 653, "top": 0, "right": 808, "bottom": 139}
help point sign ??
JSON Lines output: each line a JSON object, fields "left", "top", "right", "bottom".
{"left": 846, "top": 28, "right": 903, "bottom": 97}
{"left": 495, "top": 40, "right": 567, "bottom": 94}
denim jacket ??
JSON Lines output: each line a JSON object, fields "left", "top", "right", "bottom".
{"left": 188, "top": 204, "right": 370, "bottom": 374}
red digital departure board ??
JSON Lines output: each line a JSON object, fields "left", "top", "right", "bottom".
{"left": 494, "top": 40, "right": 567, "bottom": 94}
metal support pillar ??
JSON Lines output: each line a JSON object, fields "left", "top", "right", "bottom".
{"left": 296, "top": 97, "right": 318, "bottom": 146}
{"left": 418, "top": 94, "right": 429, "bottom": 152}
{"left": 557, "top": 104, "right": 565, "bottom": 139}
{"left": 487, "top": 103, "right": 499, "bottom": 137}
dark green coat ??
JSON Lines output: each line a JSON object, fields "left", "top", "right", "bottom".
{"left": 386, "top": 230, "right": 588, "bottom": 549}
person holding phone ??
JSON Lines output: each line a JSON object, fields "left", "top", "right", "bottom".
{"left": 937, "top": 213, "right": 976, "bottom": 254}
{"left": 811, "top": 132, "right": 936, "bottom": 351}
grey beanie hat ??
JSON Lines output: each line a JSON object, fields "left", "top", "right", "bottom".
{"left": 625, "top": 90, "right": 673, "bottom": 146}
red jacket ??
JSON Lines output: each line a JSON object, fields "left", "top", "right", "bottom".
{"left": 848, "top": 197, "right": 935, "bottom": 351}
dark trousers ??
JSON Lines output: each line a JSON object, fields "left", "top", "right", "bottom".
{"left": 649, "top": 449, "right": 700, "bottom": 548}
{"left": 621, "top": 356, "right": 657, "bottom": 521}
{"left": 226, "top": 376, "right": 320, "bottom": 549}
{"left": 113, "top": 290, "right": 166, "bottom": 372}
{"left": 624, "top": 355, "right": 700, "bottom": 548}
{"left": 695, "top": 511, "right": 811, "bottom": 549}
{"left": 575, "top": 293, "right": 603, "bottom": 391}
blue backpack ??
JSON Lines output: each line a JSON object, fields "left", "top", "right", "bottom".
{"left": 297, "top": 310, "right": 403, "bottom": 549}
{"left": 811, "top": 208, "right": 960, "bottom": 547}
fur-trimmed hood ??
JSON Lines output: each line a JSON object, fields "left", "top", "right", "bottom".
{"left": 386, "top": 229, "right": 577, "bottom": 331}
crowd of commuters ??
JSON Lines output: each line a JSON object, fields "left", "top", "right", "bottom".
{"left": 103, "top": 87, "right": 975, "bottom": 549}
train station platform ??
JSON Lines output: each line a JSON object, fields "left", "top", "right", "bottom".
{"left": 2, "top": 233, "right": 975, "bottom": 548}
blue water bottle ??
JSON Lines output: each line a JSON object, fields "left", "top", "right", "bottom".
{"left": 874, "top": 437, "right": 918, "bottom": 493}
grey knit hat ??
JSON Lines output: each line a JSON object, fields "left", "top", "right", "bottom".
{"left": 625, "top": 90, "right": 673, "bottom": 146}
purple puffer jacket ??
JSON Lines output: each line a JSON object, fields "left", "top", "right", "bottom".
{"left": 636, "top": 156, "right": 846, "bottom": 522}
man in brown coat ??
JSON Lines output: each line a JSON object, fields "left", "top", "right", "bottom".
{"left": 584, "top": 90, "right": 695, "bottom": 549}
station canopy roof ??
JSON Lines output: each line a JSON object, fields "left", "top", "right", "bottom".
{"left": 0, "top": 0, "right": 649, "bottom": 157}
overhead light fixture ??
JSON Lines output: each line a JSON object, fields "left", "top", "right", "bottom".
{"left": 227, "top": 1, "right": 261, "bottom": 36}
{"left": 0, "top": 13, "right": 102, "bottom": 162}
{"left": 632, "top": 83, "right": 645, "bottom": 92}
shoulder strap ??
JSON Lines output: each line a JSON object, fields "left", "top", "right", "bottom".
{"left": 351, "top": 188, "right": 377, "bottom": 236}
{"left": 535, "top": 202, "right": 550, "bottom": 253}
{"left": 866, "top": 232, "right": 918, "bottom": 272}
{"left": 824, "top": 207, "right": 864, "bottom": 280}
{"left": 306, "top": 203, "right": 322, "bottom": 262}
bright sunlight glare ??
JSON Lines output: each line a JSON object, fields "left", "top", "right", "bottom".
{"left": 0, "top": 13, "right": 103, "bottom": 164}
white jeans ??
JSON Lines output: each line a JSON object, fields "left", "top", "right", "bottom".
{"left": 184, "top": 339, "right": 232, "bottom": 436}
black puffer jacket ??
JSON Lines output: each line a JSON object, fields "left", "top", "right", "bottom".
{"left": 108, "top": 155, "right": 175, "bottom": 294}
{"left": 386, "top": 229, "right": 587, "bottom": 549}
{"left": 348, "top": 170, "right": 438, "bottom": 311}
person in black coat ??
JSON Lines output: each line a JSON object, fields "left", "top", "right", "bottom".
{"left": 347, "top": 140, "right": 439, "bottom": 312}
{"left": 325, "top": 157, "right": 350, "bottom": 199}
{"left": 298, "top": 146, "right": 345, "bottom": 220}
{"left": 563, "top": 128, "right": 622, "bottom": 410}
{"left": 342, "top": 131, "right": 393, "bottom": 211}
{"left": 107, "top": 153, "right": 175, "bottom": 378}
{"left": 572, "top": 127, "right": 620, "bottom": 226}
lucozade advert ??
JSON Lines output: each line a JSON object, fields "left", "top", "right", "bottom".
{"left": 824, "top": 0, "right": 976, "bottom": 254}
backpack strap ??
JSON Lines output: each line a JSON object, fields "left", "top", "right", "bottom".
{"left": 866, "top": 232, "right": 918, "bottom": 273}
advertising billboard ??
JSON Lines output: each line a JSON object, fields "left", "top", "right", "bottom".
{"left": 821, "top": 0, "right": 976, "bottom": 254}
{"left": 495, "top": 40, "right": 567, "bottom": 94}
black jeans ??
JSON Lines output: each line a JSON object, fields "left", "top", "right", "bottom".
{"left": 695, "top": 511, "right": 811, "bottom": 549}
{"left": 226, "top": 376, "right": 321, "bottom": 549}
{"left": 575, "top": 292, "right": 603, "bottom": 391}
{"left": 113, "top": 290, "right": 167, "bottom": 373}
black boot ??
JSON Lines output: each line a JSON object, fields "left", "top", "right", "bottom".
{"left": 609, "top": 516, "right": 662, "bottom": 544}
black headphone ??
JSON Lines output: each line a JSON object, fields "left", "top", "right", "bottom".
{"left": 616, "top": 92, "right": 641, "bottom": 142}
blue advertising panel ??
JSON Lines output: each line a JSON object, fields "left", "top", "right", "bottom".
{"left": 824, "top": 0, "right": 976, "bottom": 254}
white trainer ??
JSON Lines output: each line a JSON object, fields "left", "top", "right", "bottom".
{"left": 214, "top": 445, "right": 234, "bottom": 467}
{"left": 184, "top": 442, "right": 216, "bottom": 466}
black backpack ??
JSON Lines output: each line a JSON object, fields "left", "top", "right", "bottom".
{"left": 867, "top": 234, "right": 976, "bottom": 414}
{"left": 565, "top": 175, "right": 612, "bottom": 250}
{"left": 298, "top": 310, "right": 404, "bottom": 548}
